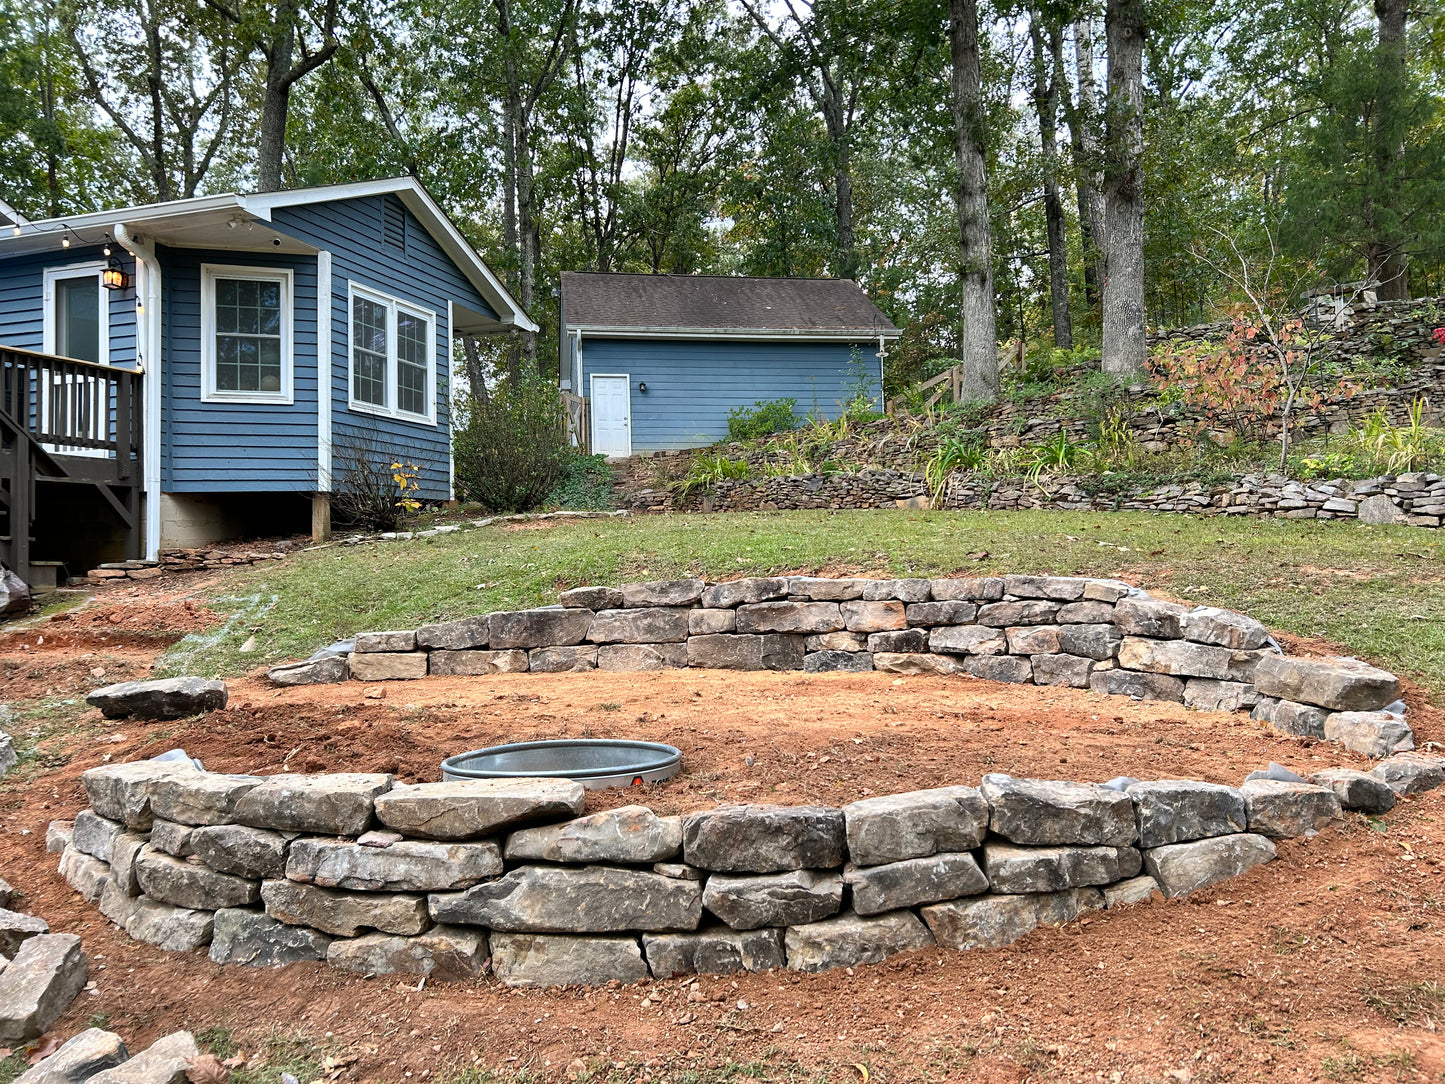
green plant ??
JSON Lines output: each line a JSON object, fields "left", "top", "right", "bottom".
{"left": 727, "top": 398, "right": 798, "bottom": 441}
{"left": 452, "top": 364, "right": 570, "bottom": 512}
{"left": 924, "top": 436, "right": 987, "bottom": 500}
{"left": 1024, "top": 432, "right": 1086, "bottom": 488}
{"left": 331, "top": 432, "right": 426, "bottom": 532}
{"left": 840, "top": 347, "right": 884, "bottom": 420}
{"left": 544, "top": 451, "right": 616, "bottom": 510}
{"left": 673, "top": 452, "right": 751, "bottom": 497}
{"left": 1356, "top": 399, "right": 1437, "bottom": 473}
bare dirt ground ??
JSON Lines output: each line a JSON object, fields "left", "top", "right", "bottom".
{"left": 1, "top": 576, "right": 1443, "bottom": 1083}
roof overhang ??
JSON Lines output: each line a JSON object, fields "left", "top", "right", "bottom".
{"left": 569, "top": 324, "right": 902, "bottom": 341}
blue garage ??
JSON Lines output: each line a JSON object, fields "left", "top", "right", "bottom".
{"left": 558, "top": 273, "right": 901, "bottom": 456}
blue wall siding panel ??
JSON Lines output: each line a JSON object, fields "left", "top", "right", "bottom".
{"left": 0, "top": 247, "right": 138, "bottom": 367}
{"left": 159, "top": 244, "right": 320, "bottom": 492}
{"left": 268, "top": 195, "right": 495, "bottom": 499}
{"left": 579, "top": 337, "right": 883, "bottom": 452}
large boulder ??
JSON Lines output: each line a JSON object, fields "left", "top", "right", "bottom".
{"left": 1142, "top": 833, "right": 1276, "bottom": 898}
{"left": 261, "top": 880, "right": 429, "bottom": 938}
{"left": 621, "top": 579, "right": 706, "bottom": 607}
{"left": 682, "top": 805, "right": 845, "bottom": 872}
{"left": 428, "top": 865, "right": 700, "bottom": 932}
{"left": 415, "top": 615, "right": 490, "bottom": 650}
{"left": 124, "top": 898, "right": 214, "bottom": 952}
{"left": 1370, "top": 753, "right": 1445, "bottom": 795}
{"left": 921, "top": 889, "right": 1103, "bottom": 951}
{"left": 354, "top": 630, "right": 417, "bottom": 653}
{"left": 1310, "top": 769, "right": 1397, "bottom": 814}
{"left": 1178, "top": 607, "right": 1270, "bottom": 650}
{"left": 1116, "top": 637, "right": 1263, "bottom": 681}
{"left": 488, "top": 608, "right": 594, "bottom": 649}
{"left": 208, "top": 908, "right": 332, "bottom": 967}
{"left": 82, "top": 760, "right": 199, "bottom": 830}
{"left": 84, "top": 1032, "right": 198, "bottom": 1084}
{"left": 686, "top": 634, "right": 804, "bottom": 671}
{"left": 735, "top": 602, "right": 844, "bottom": 635}
{"left": 784, "top": 910, "right": 935, "bottom": 973}
{"left": 504, "top": 806, "right": 681, "bottom": 864}
{"left": 689, "top": 609, "right": 737, "bottom": 635}
{"left": 71, "top": 810, "right": 123, "bottom": 863}
{"left": 700, "top": 870, "right": 842, "bottom": 929}
{"left": 12, "top": 1026, "right": 128, "bottom": 1084}
{"left": 490, "top": 933, "right": 648, "bottom": 987}
{"left": 1240, "top": 780, "right": 1342, "bottom": 839}
{"left": 189, "top": 825, "right": 288, "bottom": 879}
{"left": 980, "top": 774, "right": 1137, "bottom": 846}
{"left": 1252, "top": 655, "right": 1401, "bottom": 712}
{"left": 928, "top": 626, "right": 1006, "bottom": 656}
{"left": 596, "top": 643, "right": 687, "bottom": 671}
{"left": 326, "top": 926, "right": 488, "bottom": 981}
{"left": 1323, "top": 711, "right": 1414, "bottom": 758}
{"left": 148, "top": 773, "right": 262, "bottom": 827}
{"left": 85, "top": 677, "right": 227, "bottom": 720}
{"left": 700, "top": 578, "right": 788, "bottom": 609}
{"left": 373, "top": 778, "right": 584, "bottom": 840}
{"left": 982, "top": 843, "right": 1140, "bottom": 894}
{"left": 842, "top": 786, "right": 989, "bottom": 866}
{"left": 0, "top": 934, "right": 88, "bottom": 1042}
{"left": 586, "top": 608, "right": 690, "bottom": 644}
{"left": 1113, "top": 597, "right": 1190, "bottom": 638}
{"left": 134, "top": 846, "right": 259, "bottom": 910}
{"left": 287, "top": 838, "right": 503, "bottom": 892}
{"left": 643, "top": 927, "right": 784, "bottom": 979}
{"left": 844, "top": 853, "right": 988, "bottom": 915}
{"left": 1126, "top": 780, "right": 1248, "bottom": 848}
{"left": 233, "top": 773, "right": 394, "bottom": 836}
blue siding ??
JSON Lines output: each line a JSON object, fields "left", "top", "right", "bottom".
{"left": 0, "top": 246, "right": 138, "bottom": 367}
{"left": 159, "top": 244, "right": 319, "bottom": 492}
{"left": 268, "top": 195, "right": 495, "bottom": 500}
{"left": 579, "top": 337, "right": 884, "bottom": 452}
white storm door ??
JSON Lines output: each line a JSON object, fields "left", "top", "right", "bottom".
{"left": 590, "top": 373, "right": 632, "bottom": 457}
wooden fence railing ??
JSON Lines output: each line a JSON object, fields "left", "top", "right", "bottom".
{"left": 561, "top": 390, "right": 589, "bottom": 452}
{"left": 885, "top": 343, "right": 1028, "bottom": 415}
{"left": 0, "top": 346, "right": 143, "bottom": 473}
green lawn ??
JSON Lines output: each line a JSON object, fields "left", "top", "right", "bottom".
{"left": 160, "top": 510, "right": 1445, "bottom": 699}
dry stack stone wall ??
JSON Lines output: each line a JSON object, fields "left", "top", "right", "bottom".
{"left": 270, "top": 575, "right": 1416, "bottom": 761}
{"left": 56, "top": 755, "right": 1444, "bottom": 987}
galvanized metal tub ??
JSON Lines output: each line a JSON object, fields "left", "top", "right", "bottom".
{"left": 441, "top": 738, "right": 682, "bottom": 790}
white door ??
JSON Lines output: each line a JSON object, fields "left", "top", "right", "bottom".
{"left": 42, "top": 264, "right": 111, "bottom": 457}
{"left": 590, "top": 374, "right": 632, "bottom": 457}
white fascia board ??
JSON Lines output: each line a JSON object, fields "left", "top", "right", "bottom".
{"left": 15, "top": 194, "right": 247, "bottom": 236}
{"left": 568, "top": 324, "right": 903, "bottom": 341}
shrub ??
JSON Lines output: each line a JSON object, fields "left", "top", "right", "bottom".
{"left": 545, "top": 451, "right": 616, "bottom": 510}
{"left": 453, "top": 364, "right": 570, "bottom": 512}
{"left": 332, "top": 434, "right": 425, "bottom": 532}
{"left": 727, "top": 398, "right": 798, "bottom": 441}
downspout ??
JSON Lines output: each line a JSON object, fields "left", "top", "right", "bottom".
{"left": 113, "top": 223, "right": 162, "bottom": 561}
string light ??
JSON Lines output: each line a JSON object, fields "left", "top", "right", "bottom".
{"left": 61, "top": 235, "right": 70, "bottom": 248}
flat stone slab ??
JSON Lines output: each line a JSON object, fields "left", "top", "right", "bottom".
{"left": 982, "top": 843, "right": 1141, "bottom": 894}
{"left": 134, "top": 845, "right": 260, "bottom": 910}
{"left": 1142, "top": 833, "right": 1277, "bottom": 898}
{"left": 0, "top": 933, "right": 88, "bottom": 1041}
{"left": 863, "top": 579, "right": 932, "bottom": 603}
{"left": 72, "top": 810, "right": 123, "bottom": 863}
{"left": 428, "top": 865, "right": 701, "bottom": 933}
{"left": 1252, "top": 655, "right": 1402, "bottom": 712}
{"left": 735, "top": 602, "right": 844, "bottom": 635}
{"left": 1113, "top": 597, "right": 1190, "bottom": 638}
{"left": 842, "top": 787, "right": 989, "bottom": 867}
{"left": 415, "top": 616, "right": 491, "bottom": 651}
{"left": 190, "top": 825, "right": 288, "bottom": 879}
{"left": 355, "top": 630, "right": 417, "bottom": 653}
{"left": 682, "top": 805, "right": 845, "bottom": 872}
{"left": 58, "top": 846, "right": 109, "bottom": 903}
{"left": 348, "top": 652, "right": 427, "bottom": 681}
{"left": 785, "top": 909, "right": 935, "bottom": 973}
{"left": 929, "top": 626, "right": 1006, "bottom": 655}
{"left": 85, "top": 1032, "right": 198, "bottom": 1084}
{"left": 82, "top": 760, "right": 200, "bottom": 830}
{"left": 504, "top": 806, "right": 682, "bottom": 864}
{"left": 12, "top": 1026, "right": 128, "bottom": 1084}
{"left": 429, "top": 649, "right": 529, "bottom": 676}
{"left": 374, "top": 778, "right": 585, "bottom": 840}
{"left": 870, "top": 652, "right": 965, "bottom": 676}
{"left": 1183, "top": 679, "right": 1259, "bottom": 713}
{"left": 1178, "top": 607, "right": 1270, "bottom": 650}
{"left": 86, "top": 677, "right": 227, "bottom": 720}
{"left": 1370, "top": 754, "right": 1445, "bottom": 795}
{"left": 1240, "top": 780, "right": 1342, "bottom": 839}
{"left": 1311, "top": 769, "right": 1397, "bottom": 814}
{"left": 1324, "top": 712, "right": 1414, "bottom": 758}
{"left": 701, "top": 870, "right": 842, "bottom": 929}
{"left": 930, "top": 577, "right": 1005, "bottom": 602}
{"left": 209, "top": 908, "right": 332, "bottom": 966}
{"left": 1126, "top": 780, "right": 1248, "bottom": 848}
{"left": 921, "top": 889, "right": 1102, "bottom": 951}
{"left": 1117, "top": 637, "right": 1262, "bottom": 681}
{"left": 980, "top": 774, "right": 1137, "bottom": 846}
{"left": 124, "top": 897, "right": 214, "bottom": 951}
{"left": 233, "top": 773, "right": 394, "bottom": 836}
{"left": 0, "top": 910, "right": 48, "bottom": 959}
{"left": 803, "top": 651, "right": 875, "bottom": 673}
{"left": 1103, "top": 875, "right": 1161, "bottom": 908}
{"left": 488, "top": 608, "right": 594, "bottom": 649}
{"left": 643, "top": 927, "right": 784, "bottom": 979}
{"left": 490, "top": 933, "right": 648, "bottom": 987}
{"left": 622, "top": 579, "right": 706, "bottom": 607}
{"left": 845, "top": 852, "right": 988, "bottom": 915}
{"left": 1089, "top": 669, "right": 1184, "bottom": 702}
{"left": 149, "top": 772, "right": 263, "bottom": 826}
{"left": 261, "top": 880, "right": 429, "bottom": 937}
{"left": 587, "top": 608, "right": 690, "bottom": 644}
{"left": 700, "top": 578, "right": 789, "bottom": 609}
{"left": 596, "top": 643, "right": 687, "bottom": 670}
{"left": 326, "top": 925, "right": 488, "bottom": 981}
{"left": 267, "top": 657, "right": 350, "bottom": 686}
{"left": 288, "top": 837, "right": 503, "bottom": 892}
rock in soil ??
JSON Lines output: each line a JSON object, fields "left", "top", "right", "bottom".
{"left": 1103, "top": 875, "right": 1161, "bottom": 908}
{"left": 85, "top": 1030, "right": 198, "bottom": 1084}
{"left": 12, "top": 1026, "right": 128, "bottom": 1084}
{"left": 0, "top": 933, "right": 89, "bottom": 1042}
{"left": 208, "top": 908, "right": 332, "bottom": 967}
{"left": 85, "top": 677, "right": 227, "bottom": 720}
{"left": 784, "top": 909, "right": 935, "bottom": 972}
{"left": 266, "top": 656, "right": 350, "bottom": 686}
{"left": 1142, "top": 833, "right": 1277, "bottom": 898}
{"left": 1323, "top": 711, "right": 1414, "bottom": 758}
{"left": 489, "top": 933, "right": 649, "bottom": 988}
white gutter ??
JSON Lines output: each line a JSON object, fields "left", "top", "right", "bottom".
{"left": 567, "top": 324, "right": 903, "bottom": 342}
{"left": 113, "top": 223, "right": 162, "bottom": 561}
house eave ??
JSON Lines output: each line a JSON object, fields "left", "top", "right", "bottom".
{"left": 566, "top": 324, "right": 902, "bottom": 341}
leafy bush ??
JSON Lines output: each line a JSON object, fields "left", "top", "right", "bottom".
{"left": 840, "top": 347, "right": 884, "bottom": 421}
{"left": 545, "top": 451, "right": 616, "bottom": 510}
{"left": 331, "top": 434, "right": 425, "bottom": 532}
{"left": 727, "top": 398, "right": 799, "bottom": 441}
{"left": 452, "top": 364, "right": 570, "bottom": 512}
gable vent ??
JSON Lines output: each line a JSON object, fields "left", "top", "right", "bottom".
{"left": 383, "top": 199, "right": 406, "bottom": 251}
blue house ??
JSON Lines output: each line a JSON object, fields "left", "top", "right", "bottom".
{"left": 0, "top": 178, "right": 533, "bottom": 582}
{"left": 558, "top": 273, "right": 901, "bottom": 456}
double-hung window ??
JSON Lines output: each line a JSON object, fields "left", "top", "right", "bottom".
{"left": 348, "top": 283, "right": 435, "bottom": 423}
{"left": 201, "top": 265, "right": 294, "bottom": 403}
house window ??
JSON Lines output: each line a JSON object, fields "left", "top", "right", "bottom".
{"left": 201, "top": 264, "right": 294, "bottom": 403}
{"left": 43, "top": 264, "right": 109, "bottom": 366}
{"left": 347, "top": 283, "right": 436, "bottom": 423}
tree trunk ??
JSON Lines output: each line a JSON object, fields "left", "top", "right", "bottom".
{"left": 255, "top": 29, "right": 294, "bottom": 193}
{"left": 949, "top": 0, "right": 999, "bottom": 403}
{"left": 1101, "top": 0, "right": 1146, "bottom": 381}
{"left": 1032, "top": 16, "right": 1072, "bottom": 350}
{"left": 1371, "top": 0, "right": 1409, "bottom": 300}
{"left": 1068, "top": 16, "right": 1105, "bottom": 308}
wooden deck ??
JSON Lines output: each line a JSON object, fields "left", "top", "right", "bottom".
{"left": 0, "top": 346, "right": 142, "bottom": 582}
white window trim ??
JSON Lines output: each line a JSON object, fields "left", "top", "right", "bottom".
{"left": 42, "top": 261, "right": 110, "bottom": 366}
{"left": 346, "top": 280, "right": 438, "bottom": 426}
{"left": 200, "top": 263, "right": 295, "bottom": 404}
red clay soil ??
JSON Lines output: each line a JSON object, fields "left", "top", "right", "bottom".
{"left": 0, "top": 589, "right": 1442, "bottom": 1083}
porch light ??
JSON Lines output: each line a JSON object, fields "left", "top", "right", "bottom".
{"left": 102, "top": 258, "right": 130, "bottom": 291}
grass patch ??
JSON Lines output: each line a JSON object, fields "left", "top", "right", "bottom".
{"left": 196, "top": 1025, "right": 328, "bottom": 1084}
{"left": 0, "top": 1051, "right": 29, "bottom": 1084}
{"left": 1362, "top": 980, "right": 1445, "bottom": 1027}
{"left": 157, "top": 510, "right": 1445, "bottom": 699}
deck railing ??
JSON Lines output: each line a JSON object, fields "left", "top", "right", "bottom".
{"left": 0, "top": 346, "right": 143, "bottom": 477}
{"left": 561, "top": 390, "right": 589, "bottom": 452}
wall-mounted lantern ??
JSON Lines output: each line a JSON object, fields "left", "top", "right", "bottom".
{"left": 102, "top": 258, "right": 130, "bottom": 291}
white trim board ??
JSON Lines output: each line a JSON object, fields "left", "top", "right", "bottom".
{"left": 317, "top": 250, "right": 333, "bottom": 491}
{"left": 565, "top": 325, "right": 903, "bottom": 342}
{"left": 199, "top": 263, "right": 295, "bottom": 404}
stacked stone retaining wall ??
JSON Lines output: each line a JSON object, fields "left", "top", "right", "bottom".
{"left": 55, "top": 754, "right": 1445, "bottom": 987}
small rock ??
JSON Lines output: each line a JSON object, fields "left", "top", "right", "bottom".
{"left": 11, "top": 1026, "right": 128, "bottom": 1084}
{"left": 85, "top": 1031, "right": 198, "bottom": 1084}
{"left": 267, "top": 656, "right": 350, "bottom": 686}
{"left": 45, "top": 821, "right": 73, "bottom": 855}
{"left": 85, "top": 678, "right": 227, "bottom": 720}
